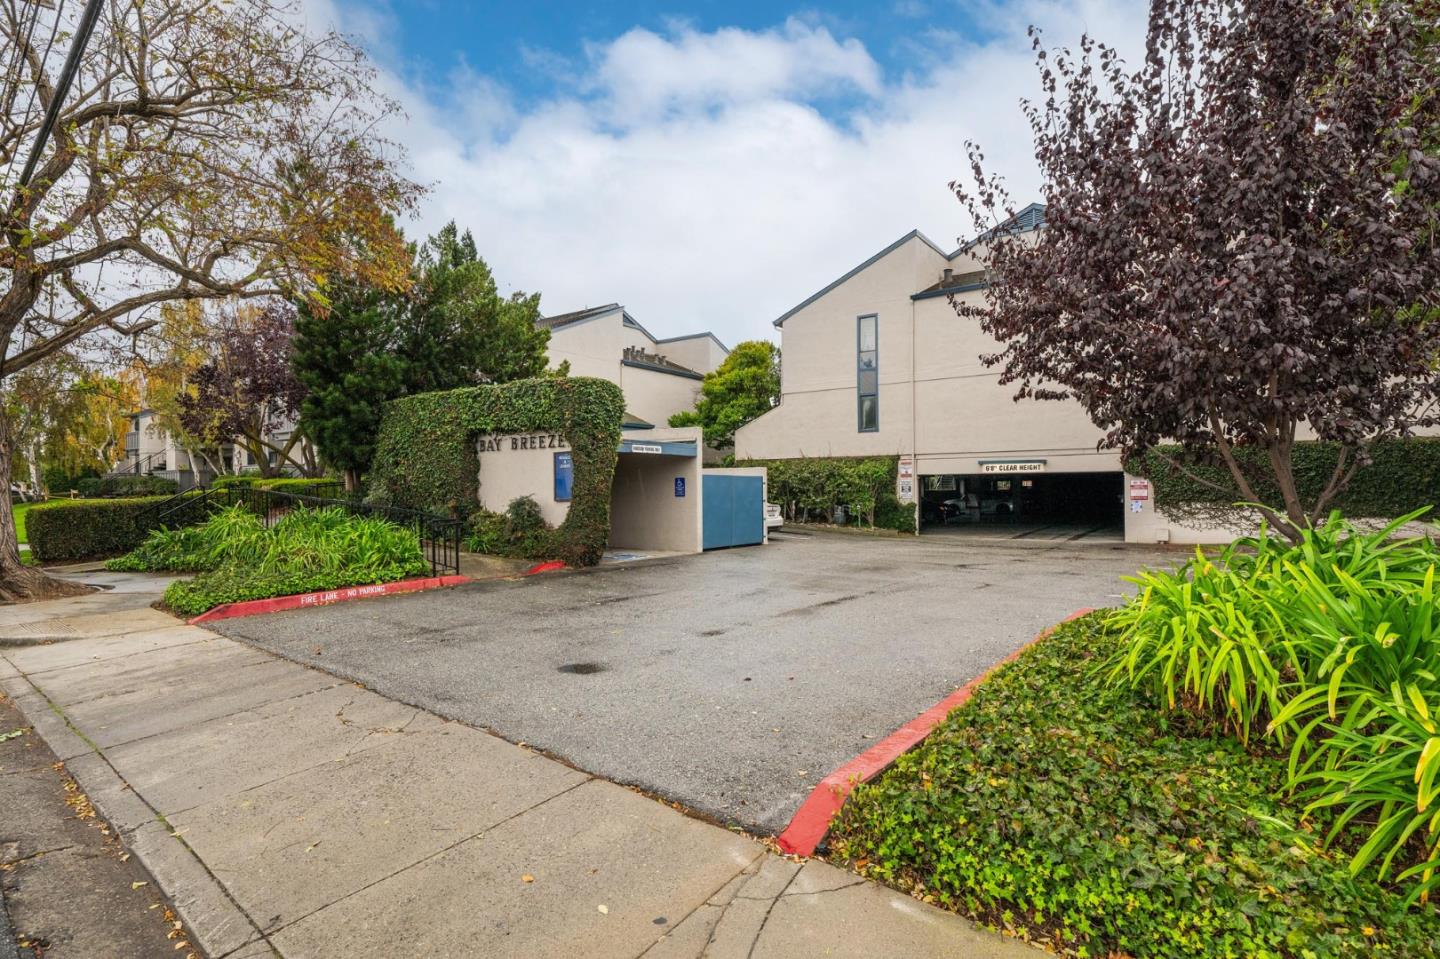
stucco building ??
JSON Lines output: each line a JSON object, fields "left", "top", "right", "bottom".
{"left": 734, "top": 205, "right": 1200, "bottom": 544}
{"left": 538, "top": 303, "right": 728, "bottom": 430}
{"left": 120, "top": 408, "right": 305, "bottom": 490}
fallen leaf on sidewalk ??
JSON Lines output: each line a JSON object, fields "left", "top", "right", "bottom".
{"left": 0, "top": 729, "right": 24, "bottom": 742}
{"left": 132, "top": 881, "right": 148, "bottom": 890}
{"left": 521, "top": 874, "right": 534, "bottom": 883}
{"left": 597, "top": 905, "right": 609, "bottom": 915}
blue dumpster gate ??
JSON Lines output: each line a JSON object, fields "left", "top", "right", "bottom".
{"left": 702, "top": 474, "right": 765, "bottom": 550}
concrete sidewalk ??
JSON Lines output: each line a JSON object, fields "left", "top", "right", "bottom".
{"left": 0, "top": 580, "right": 1034, "bottom": 958}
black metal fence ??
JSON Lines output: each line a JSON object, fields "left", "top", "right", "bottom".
{"left": 142, "top": 486, "right": 462, "bottom": 577}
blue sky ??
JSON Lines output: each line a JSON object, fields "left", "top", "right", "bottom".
{"left": 356, "top": 1, "right": 996, "bottom": 119}
{"left": 309, "top": 0, "right": 1145, "bottom": 346}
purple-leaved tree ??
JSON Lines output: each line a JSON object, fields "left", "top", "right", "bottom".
{"left": 178, "top": 303, "right": 314, "bottom": 479}
{"left": 956, "top": 0, "right": 1440, "bottom": 541}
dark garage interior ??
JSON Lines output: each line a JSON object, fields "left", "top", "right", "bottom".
{"left": 919, "top": 472, "right": 1124, "bottom": 535}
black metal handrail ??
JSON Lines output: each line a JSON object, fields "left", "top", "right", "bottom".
{"left": 107, "top": 450, "right": 166, "bottom": 477}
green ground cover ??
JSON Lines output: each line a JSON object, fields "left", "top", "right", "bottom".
{"left": 107, "top": 505, "right": 428, "bottom": 616}
{"left": 830, "top": 610, "right": 1440, "bottom": 958}
{"left": 15, "top": 502, "right": 29, "bottom": 544}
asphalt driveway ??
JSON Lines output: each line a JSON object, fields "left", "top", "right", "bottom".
{"left": 212, "top": 531, "right": 1175, "bottom": 834}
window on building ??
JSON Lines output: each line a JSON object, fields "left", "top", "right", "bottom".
{"left": 857, "top": 314, "right": 878, "bottom": 432}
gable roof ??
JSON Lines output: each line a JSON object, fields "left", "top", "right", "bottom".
{"left": 537, "top": 303, "right": 623, "bottom": 331}
{"left": 773, "top": 229, "right": 950, "bottom": 328}
{"left": 653, "top": 330, "right": 731, "bottom": 354}
{"left": 957, "top": 203, "right": 1046, "bottom": 253}
{"left": 912, "top": 268, "right": 989, "bottom": 300}
{"left": 621, "top": 346, "right": 705, "bottom": 380}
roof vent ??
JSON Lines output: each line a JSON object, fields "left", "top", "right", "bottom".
{"left": 942, "top": 268, "right": 954, "bottom": 283}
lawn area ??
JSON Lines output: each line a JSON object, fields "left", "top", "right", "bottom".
{"left": 15, "top": 501, "right": 30, "bottom": 544}
{"left": 829, "top": 613, "right": 1440, "bottom": 958}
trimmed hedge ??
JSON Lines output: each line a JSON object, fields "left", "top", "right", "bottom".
{"left": 27, "top": 496, "right": 177, "bottom": 561}
{"left": 210, "top": 476, "right": 343, "bottom": 494}
{"left": 368, "top": 377, "right": 625, "bottom": 566}
{"left": 78, "top": 475, "right": 180, "bottom": 498}
{"left": 737, "top": 455, "right": 916, "bottom": 534}
{"left": 1128, "top": 438, "right": 1440, "bottom": 520}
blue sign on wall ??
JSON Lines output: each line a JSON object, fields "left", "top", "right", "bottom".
{"left": 554, "top": 452, "right": 574, "bottom": 502}
{"left": 674, "top": 477, "right": 686, "bottom": 498}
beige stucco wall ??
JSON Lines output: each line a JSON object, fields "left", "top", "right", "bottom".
{"left": 657, "top": 334, "right": 727, "bottom": 374}
{"left": 734, "top": 233, "right": 1116, "bottom": 474}
{"left": 544, "top": 310, "right": 724, "bottom": 427}
{"left": 546, "top": 310, "right": 622, "bottom": 381}
{"left": 736, "top": 236, "right": 938, "bottom": 460}
{"left": 620, "top": 365, "right": 703, "bottom": 429}
{"left": 476, "top": 432, "right": 574, "bottom": 527}
{"left": 608, "top": 427, "right": 703, "bottom": 552}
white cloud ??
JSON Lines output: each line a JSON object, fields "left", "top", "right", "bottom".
{"left": 587, "top": 19, "right": 883, "bottom": 120}
{"left": 312, "top": 1, "right": 1147, "bottom": 347}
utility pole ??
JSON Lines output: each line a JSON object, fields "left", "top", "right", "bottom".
{"left": 14, "top": 0, "right": 106, "bottom": 191}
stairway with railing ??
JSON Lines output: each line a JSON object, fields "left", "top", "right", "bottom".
{"left": 107, "top": 450, "right": 166, "bottom": 477}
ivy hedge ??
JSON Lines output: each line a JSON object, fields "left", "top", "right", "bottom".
{"left": 737, "top": 455, "right": 915, "bottom": 534}
{"left": 26, "top": 495, "right": 182, "bottom": 562}
{"left": 210, "top": 476, "right": 345, "bottom": 496}
{"left": 368, "top": 377, "right": 625, "bottom": 566}
{"left": 75, "top": 475, "right": 179, "bottom": 498}
{"left": 1128, "top": 438, "right": 1440, "bottom": 521}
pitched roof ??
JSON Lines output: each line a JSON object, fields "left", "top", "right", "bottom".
{"left": 653, "top": 330, "right": 731, "bottom": 354}
{"left": 536, "top": 303, "right": 622, "bottom": 330}
{"left": 912, "top": 268, "right": 988, "bottom": 300}
{"left": 958, "top": 203, "right": 1046, "bottom": 253}
{"left": 773, "top": 229, "right": 951, "bottom": 327}
{"left": 621, "top": 346, "right": 704, "bottom": 380}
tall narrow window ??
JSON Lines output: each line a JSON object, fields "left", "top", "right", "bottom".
{"left": 857, "top": 314, "right": 878, "bottom": 432}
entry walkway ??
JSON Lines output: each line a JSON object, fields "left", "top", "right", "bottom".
{"left": 0, "top": 576, "right": 1035, "bottom": 959}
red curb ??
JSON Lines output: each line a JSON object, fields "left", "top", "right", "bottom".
{"left": 774, "top": 607, "right": 1096, "bottom": 857}
{"left": 526, "top": 561, "right": 566, "bottom": 575}
{"left": 188, "top": 574, "right": 473, "bottom": 625}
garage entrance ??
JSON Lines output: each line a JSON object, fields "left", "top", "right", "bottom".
{"left": 609, "top": 434, "right": 703, "bottom": 554}
{"left": 919, "top": 471, "right": 1124, "bottom": 541}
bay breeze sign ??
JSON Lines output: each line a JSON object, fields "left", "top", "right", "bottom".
{"left": 477, "top": 433, "right": 569, "bottom": 452}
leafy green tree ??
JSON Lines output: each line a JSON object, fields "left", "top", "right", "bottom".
{"left": 668, "top": 341, "right": 780, "bottom": 448}
{"left": 0, "top": 0, "right": 418, "bottom": 600}
{"left": 293, "top": 223, "right": 552, "bottom": 486}
{"left": 401, "top": 223, "right": 551, "bottom": 391}
{"left": 293, "top": 282, "right": 409, "bottom": 491}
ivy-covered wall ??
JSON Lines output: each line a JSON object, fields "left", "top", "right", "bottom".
{"left": 737, "top": 455, "right": 916, "bottom": 534}
{"left": 368, "top": 377, "right": 626, "bottom": 566}
{"left": 1127, "top": 439, "right": 1440, "bottom": 520}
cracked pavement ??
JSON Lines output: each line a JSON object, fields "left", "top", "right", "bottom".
{"left": 0, "top": 572, "right": 1036, "bottom": 958}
